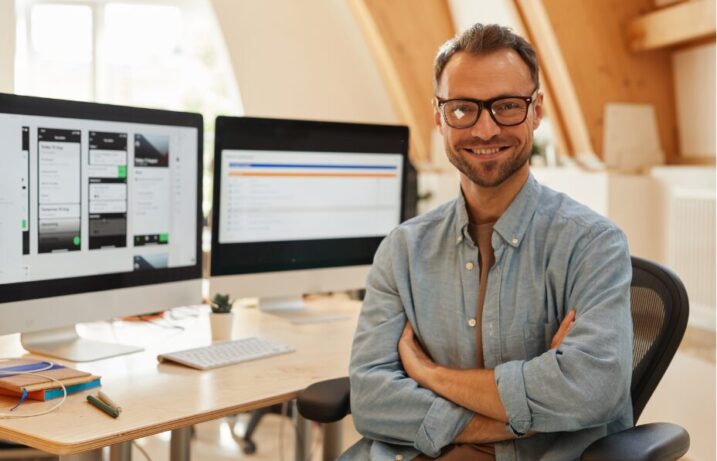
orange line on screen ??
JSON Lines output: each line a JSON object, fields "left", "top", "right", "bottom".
{"left": 229, "top": 172, "right": 397, "bottom": 178}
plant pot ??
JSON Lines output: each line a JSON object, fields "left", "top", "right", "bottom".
{"left": 209, "top": 312, "right": 235, "bottom": 341}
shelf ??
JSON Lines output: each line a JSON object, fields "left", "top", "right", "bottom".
{"left": 627, "top": 0, "right": 716, "bottom": 51}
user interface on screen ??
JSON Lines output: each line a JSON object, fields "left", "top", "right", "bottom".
{"left": 0, "top": 113, "right": 198, "bottom": 285}
{"left": 218, "top": 150, "right": 404, "bottom": 244}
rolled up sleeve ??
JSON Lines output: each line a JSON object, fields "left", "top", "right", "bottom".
{"left": 350, "top": 233, "right": 473, "bottom": 457}
{"left": 494, "top": 226, "right": 633, "bottom": 434}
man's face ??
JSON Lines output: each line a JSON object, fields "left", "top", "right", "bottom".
{"left": 434, "top": 49, "right": 542, "bottom": 188}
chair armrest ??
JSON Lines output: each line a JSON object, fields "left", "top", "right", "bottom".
{"left": 297, "top": 377, "right": 350, "bottom": 423}
{"left": 581, "top": 422, "right": 689, "bottom": 461}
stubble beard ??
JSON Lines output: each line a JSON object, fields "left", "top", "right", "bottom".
{"left": 446, "top": 140, "right": 531, "bottom": 188}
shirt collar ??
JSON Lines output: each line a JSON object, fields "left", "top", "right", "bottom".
{"left": 454, "top": 190, "right": 471, "bottom": 245}
{"left": 454, "top": 174, "right": 541, "bottom": 248}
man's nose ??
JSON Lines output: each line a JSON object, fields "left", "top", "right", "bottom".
{"left": 470, "top": 108, "right": 501, "bottom": 140}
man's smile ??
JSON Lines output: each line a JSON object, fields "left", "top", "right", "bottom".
{"left": 461, "top": 144, "right": 512, "bottom": 160}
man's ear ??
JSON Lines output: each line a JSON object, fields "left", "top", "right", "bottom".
{"left": 532, "top": 91, "right": 544, "bottom": 130}
{"left": 432, "top": 98, "right": 442, "bottom": 130}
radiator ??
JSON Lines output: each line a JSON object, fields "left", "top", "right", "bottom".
{"left": 666, "top": 188, "right": 716, "bottom": 330}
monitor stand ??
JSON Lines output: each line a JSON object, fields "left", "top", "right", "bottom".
{"left": 259, "top": 296, "right": 349, "bottom": 325}
{"left": 21, "top": 326, "right": 143, "bottom": 362}
{"left": 258, "top": 296, "right": 306, "bottom": 312}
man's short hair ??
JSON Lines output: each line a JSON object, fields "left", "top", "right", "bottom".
{"left": 434, "top": 23, "right": 540, "bottom": 93}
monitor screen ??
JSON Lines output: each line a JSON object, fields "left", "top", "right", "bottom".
{"left": 0, "top": 93, "right": 202, "bottom": 313}
{"left": 211, "top": 117, "right": 408, "bottom": 279}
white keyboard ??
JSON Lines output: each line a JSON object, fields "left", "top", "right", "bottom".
{"left": 157, "top": 337, "right": 295, "bottom": 370}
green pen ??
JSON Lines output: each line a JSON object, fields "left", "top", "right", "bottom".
{"left": 87, "top": 394, "right": 120, "bottom": 418}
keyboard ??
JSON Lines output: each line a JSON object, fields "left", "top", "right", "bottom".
{"left": 157, "top": 337, "right": 295, "bottom": 370}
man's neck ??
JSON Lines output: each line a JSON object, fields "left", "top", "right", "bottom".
{"left": 461, "top": 166, "right": 529, "bottom": 224}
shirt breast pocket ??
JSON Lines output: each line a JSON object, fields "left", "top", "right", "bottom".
{"left": 502, "top": 326, "right": 544, "bottom": 361}
{"left": 521, "top": 323, "right": 551, "bottom": 359}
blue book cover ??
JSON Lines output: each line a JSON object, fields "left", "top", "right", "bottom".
{"left": 39, "top": 378, "right": 102, "bottom": 400}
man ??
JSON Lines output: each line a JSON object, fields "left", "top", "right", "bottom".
{"left": 343, "top": 23, "right": 633, "bottom": 461}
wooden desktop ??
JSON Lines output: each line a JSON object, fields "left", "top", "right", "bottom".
{"left": 0, "top": 296, "right": 359, "bottom": 460}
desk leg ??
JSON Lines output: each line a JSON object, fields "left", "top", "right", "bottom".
{"left": 109, "top": 441, "right": 132, "bottom": 461}
{"left": 322, "top": 422, "right": 343, "bottom": 461}
{"left": 170, "top": 426, "right": 192, "bottom": 461}
{"left": 59, "top": 449, "right": 103, "bottom": 461}
{"left": 293, "top": 401, "right": 312, "bottom": 461}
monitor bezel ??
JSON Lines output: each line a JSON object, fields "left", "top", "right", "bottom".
{"left": 0, "top": 92, "right": 203, "bottom": 304}
{"left": 210, "top": 116, "right": 408, "bottom": 277}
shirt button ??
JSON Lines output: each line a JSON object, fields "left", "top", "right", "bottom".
{"left": 395, "top": 455, "right": 404, "bottom": 461}
{"left": 465, "top": 262, "right": 474, "bottom": 270}
{"left": 468, "top": 318, "right": 477, "bottom": 327}
{"left": 511, "top": 238, "right": 519, "bottom": 245}
{"left": 457, "top": 235, "right": 463, "bottom": 243}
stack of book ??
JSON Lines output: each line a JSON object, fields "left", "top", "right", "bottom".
{"left": 0, "top": 359, "right": 101, "bottom": 401}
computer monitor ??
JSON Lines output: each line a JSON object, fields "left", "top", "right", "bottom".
{"left": 210, "top": 116, "right": 407, "bottom": 311}
{"left": 0, "top": 93, "right": 203, "bottom": 361}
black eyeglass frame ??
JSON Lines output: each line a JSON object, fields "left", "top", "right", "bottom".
{"left": 436, "top": 89, "right": 539, "bottom": 128}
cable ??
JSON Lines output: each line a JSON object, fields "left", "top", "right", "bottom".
{"left": 132, "top": 441, "right": 153, "bottom": 461}
{"left": 0, "top": 359, "right": 67, "bottom": 419}
{"left": 141, "top": 317, "right": 185, "bottom": 331}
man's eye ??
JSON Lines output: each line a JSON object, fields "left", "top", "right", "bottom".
{"left": 452, "top": 106, "right": 478, "bottom": 119}
{"left": 494, "top": 100, "right": 525, "bottom": 112}
{"left": 495, "top": 102, "right": 519, "bottom": 111}
{"left": 451, "top": 108, "right": 467, "bottom": 120}
{"left": 451, "top": 104, "right": 477, "bottom": 117}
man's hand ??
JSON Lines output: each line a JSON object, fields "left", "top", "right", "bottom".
{"left": 398, "top": 322, "right": 438, "bottom": 387}
{"left": 550, "top": 310, "right": 576, "bottom": 350}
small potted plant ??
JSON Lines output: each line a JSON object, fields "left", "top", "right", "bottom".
{"left": 209, "top": 293, "right": 235, "bottom": 341}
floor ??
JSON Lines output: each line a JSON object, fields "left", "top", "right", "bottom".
{"left": 640, "top": 325, "right": 716, "bottom": 461}
{"left": 127, "top": 412, "right": 361, "bottom": 461}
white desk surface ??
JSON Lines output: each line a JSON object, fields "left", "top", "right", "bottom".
{"left": 0, "top": 296, "right": 359, "bottom": 455}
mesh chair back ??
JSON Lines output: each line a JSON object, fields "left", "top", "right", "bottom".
{"left": 629, "top": 256, "right": 689, "bottom": 423}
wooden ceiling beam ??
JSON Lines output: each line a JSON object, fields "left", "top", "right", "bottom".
{"left": 516, "top": 0, "right": 680, "bottom": 164}
{"left": 628, "top": 0, "right": 716, "bottom": 52}
{"left": 514, "top": 0, "right": 597, "bottom": 163}
{"left": 348, "top": 0, "right": 455, "bottom": 165}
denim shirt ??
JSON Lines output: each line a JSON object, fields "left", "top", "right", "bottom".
{"left": 343, "top": 175, "right": 633, "bottom": 461}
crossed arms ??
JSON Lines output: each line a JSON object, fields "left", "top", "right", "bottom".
{"left": 348, "top": 227, "right": 633, "bottom": 457}
{"left": 397, "top": 311, "right": 575, "bottom": 444}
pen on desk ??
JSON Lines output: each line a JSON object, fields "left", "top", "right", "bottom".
{"left": 97, "top": 391, "right": 122, "bottom": 413}
{"left": 87, "top": 394, "right": 120, "bottom": 418}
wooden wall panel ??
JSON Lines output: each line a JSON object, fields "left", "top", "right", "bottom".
{"left": 534, "top": 0, "right": 679, "bottom": 163}
{"left": 349, "top": 0, "right": 455, "bottom": 164}
{"left": 514, "top": 0, "right": 596, "bottom": 163}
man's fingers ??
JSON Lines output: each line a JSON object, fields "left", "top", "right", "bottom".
{"left": 400, "top": 322, "right": 413, "bottom": 342}
{"left": 550, "top": 310, "right": 576, "bottom": 349}
{"left": 561, "top": 310, "right": 576, "bottom": 330}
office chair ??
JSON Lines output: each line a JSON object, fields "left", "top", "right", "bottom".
{"left": 228, "top": 403, "right": 293, "bottom": 454}
{"left": 297, "top": 256, "right": 691, "bottom": 461}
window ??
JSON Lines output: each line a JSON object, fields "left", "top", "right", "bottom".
{"left": 15, "top": 0, "right": 242, "bottom": 215}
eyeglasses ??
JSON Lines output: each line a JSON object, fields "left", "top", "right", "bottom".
{"left": 436, "top": 90, "right": 538, "bottom": 128}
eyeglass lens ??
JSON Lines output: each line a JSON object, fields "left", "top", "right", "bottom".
{"left": 443, "top": 98, "right": 529, "bottom": 128}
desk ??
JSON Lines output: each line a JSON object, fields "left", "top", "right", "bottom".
{"left": 0, "top": 296, "right": 359, "bottom": 460}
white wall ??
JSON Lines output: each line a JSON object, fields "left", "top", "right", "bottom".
{"left": 209, "top": 0, "right": 397, "bottom": 125}
{"left": 672, "top": 43, "right": 716, "bottom": 158}
{"left": 0, "top": 0, "right": 15, "bottom": 92}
